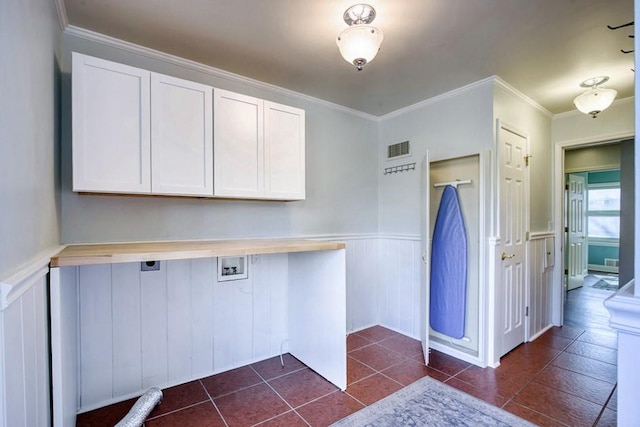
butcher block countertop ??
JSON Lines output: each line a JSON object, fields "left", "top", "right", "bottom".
{"left": 50, "top": 239, "right": 346, "bottom": 267}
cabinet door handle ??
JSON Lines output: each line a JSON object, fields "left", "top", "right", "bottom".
{"left": 501, "top": 252, "right": 515, "bottom": 261}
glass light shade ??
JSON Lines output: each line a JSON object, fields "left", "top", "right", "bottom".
{"left": 336, "top": 25, "right": 383, "bottom": 70}
{"left": 573, "top": 87, "right": 617, "bottom": 117}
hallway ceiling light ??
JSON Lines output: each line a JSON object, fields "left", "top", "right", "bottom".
{"left": 573, "top": 76, "right": 617, "bottom": 118}
{"left": 336, "top": 4, "right": 384, "bottom": 71}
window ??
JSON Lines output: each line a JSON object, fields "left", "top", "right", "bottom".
{"left": 587, "top": 185, "right": 620, "bottom": 239}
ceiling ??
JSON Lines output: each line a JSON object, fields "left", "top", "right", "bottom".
{"left": 62, "top": 0, "right": 635, "bottom": 117}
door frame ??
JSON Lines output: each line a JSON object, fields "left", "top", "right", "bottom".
{"left": 552, "top": 131, "right": 634, "bottom": 326}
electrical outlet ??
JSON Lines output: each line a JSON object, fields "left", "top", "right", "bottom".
{"left": 141, "top": 260, "right": 160, "bottom": 271}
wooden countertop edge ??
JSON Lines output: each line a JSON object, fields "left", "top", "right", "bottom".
{"left": 50, "top": 239, "right": 346, "bottom": 267}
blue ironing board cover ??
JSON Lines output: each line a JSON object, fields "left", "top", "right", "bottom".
{"left": 430, "top": 185, "right": 468, "bottom": 339}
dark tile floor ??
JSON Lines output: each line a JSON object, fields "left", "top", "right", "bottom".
{"left": 77, "top": 285, "right": 617, "bottom": 427}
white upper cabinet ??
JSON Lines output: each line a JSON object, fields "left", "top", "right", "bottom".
{"left": 151, "top": 74, "right": 213, "bottom": 196}
{"left": 73, "top": 52, "right": 214, "bottom": 196}
{"left": 72, "top": 53, "right": 304, "bottom": 200}
{"left": 72, "top": 53, "right": 151, "bottom": 193}
{"left": 264, "top": 101, "right": 305, "bottom": 200}
{"left": 213, "top": 89, "right": 264, "bottom": 198}
{"left": 214, "top": 90, "right": 306, "bottom": 200}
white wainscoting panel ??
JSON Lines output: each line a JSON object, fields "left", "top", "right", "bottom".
{"left": 76, "top": 255, "right": 289, "bottom": 411}
{"left": 340, "top": 238, "right": 380, "bottom": 333}
{"left": 528, "top": 234, "right": 555, "bottom": 340}
{"left": 377, "top": 237, "right": 422, "bottom": 340}
{"left": 0, "top": 272, "right": 50, "bottom": 427}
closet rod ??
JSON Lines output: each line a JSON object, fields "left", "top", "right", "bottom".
{"left": 433, "top": 179, "right": 472, "bottom": 188}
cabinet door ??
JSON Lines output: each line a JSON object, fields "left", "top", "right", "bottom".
{"left": 264, "top": 102, "right": 305, "bottom": 200}
{"left": 72, "top": 53, "right": 151, "bottom": 193}
{"left": 151, "top": 74, "right": 213, "bottom": 196}
{"left": 213, "top": 89, "right": 264, "bottom": 198}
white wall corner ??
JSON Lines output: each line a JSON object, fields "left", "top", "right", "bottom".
{"left": 379, "top": 76, "right": 497, "bottom": 122}
{"left": 604, "top": 279, "right": 640, "bottom": 335}
{"left": 54, "top": 0, "right": 68, "bottom": 31}
{"left": 493, "top": 77, "right": 553, "bottom": 118}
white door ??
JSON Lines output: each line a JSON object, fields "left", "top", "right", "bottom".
{"left": 264, "top": 101, "right": 306, "bottom": 200}
{"left": 151, "top": 73, "right": 213, "bottom": 196}
{"left": 498, "top": 126, "right": 528, "bottom": 357}
{"left": 420, "top": 153, "right": 431, "bottom": 364}
{"left": 213, "top": 89, "right": 264, "bottom": 198}
{"left": 567, "top": 174, "right": 587, "bottom": 290}
{"left": 72, "top": 53, "right": 151, "bottom": 193}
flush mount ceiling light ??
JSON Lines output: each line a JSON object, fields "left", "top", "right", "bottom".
{"left": 336, "top": 4, "right": 384, "bottom": 71}
{"left": 573, "top": 76, "right": 617, "bottom": 118}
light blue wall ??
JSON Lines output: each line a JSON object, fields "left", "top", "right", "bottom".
{"left": 377, "top": 82, "right": 495, "bottom": 236}
{"left": 59, "top": 34, "right": 380, "bottom": 243}
{"left": 0, "top": 0, "right": 61, "bottom": 278}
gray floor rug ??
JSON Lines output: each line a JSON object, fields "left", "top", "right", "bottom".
{"left": 592, "top": 279, "right": 619, "bottom": 291}
{"left": 331, "top": 376, "right": 535, "bottom": 427}
{"left": 589, "top": 274, "right": 619, "bottom": 291}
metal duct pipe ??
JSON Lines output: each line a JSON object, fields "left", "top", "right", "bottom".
{"left": 114, "top": 387, "right": 163, "bottom": 427}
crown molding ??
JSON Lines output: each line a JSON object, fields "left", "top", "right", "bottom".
{"left": 54, "top": 0, "right": 68, "bottom": 31}
{"left": 493, "top": 77, "right": 553, "bottom": 118}
{"left": 64, "top": 25, "right": 378, "bottom": 122}
{"left": 552, "top": 96, "right": 635, "bottom": 120}
{"left": 378, "top": 76, "right": 497, "bottom": 121}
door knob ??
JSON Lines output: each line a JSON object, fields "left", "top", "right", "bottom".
{"left": 501, "top": 252, "right": 515, "bottom": 261}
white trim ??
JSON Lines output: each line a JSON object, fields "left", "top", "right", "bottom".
{"left": 587, "top": 238, "right": 619, "bottom": 247}
{"left": 565, "top": 164, "right": 621, "bottom": 173}
{"left": 0, "top": 313, "right": 4, "bottom": 427}
{"left": 54, "top": 0, "right": 68, "bottom": 31}
{"left": 604, "top": 280, "right": 640, "bottom": 335}
{"left": 0, "top": 246, "right": 64, "bottom": 310}
{"left": 552, "top": 96, "right": 635, "bottom": 120}
{"left": 529, "top": 232, "right": 555, "bottom": 240}
{"left": 64, "top": 26, "right": 378, "bottom": 122}
{"left": 307, "top": 233, "right": 380, "bottom": 241}
{"left": 428, "top": 341, "right": 486, "bottom": 367}
{"left": 553, "top": 131, "right": 634, "bottom": 149}
{"left": 588, "top": 264, "right": 619, "bottom": 274}
{"left": 378, "top": 77, "right": 496, "bottom": 121}
{"left": 528, "top": 324, "right": 554, "bottom": 341}
{"left": 376, "top": 234, "right": 420, "bottom": 241}
{"left": 493, "top": 77, "right": 553, "bottom": 118}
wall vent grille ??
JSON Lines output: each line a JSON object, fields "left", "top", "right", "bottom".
{"left": 387, "top": 141, "right": 410, "bottom": 159}
{"left": 604, "top": 258, "right": 619, "bottom": 267}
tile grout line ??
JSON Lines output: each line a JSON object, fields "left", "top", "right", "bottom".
{"left": 198, "top": 378, "right": 230, "bottom": 427}
{"left": 145, "top": 399, "right": 213, "bottom": 422}
{"left": 249, "top": 364, "right": 312, "bottom": 427}
{"left": 500, "top": 332, "right": 610, "bottom": 426}
{"left": 592, "top": 383, "right": 617, "bottom": 427}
